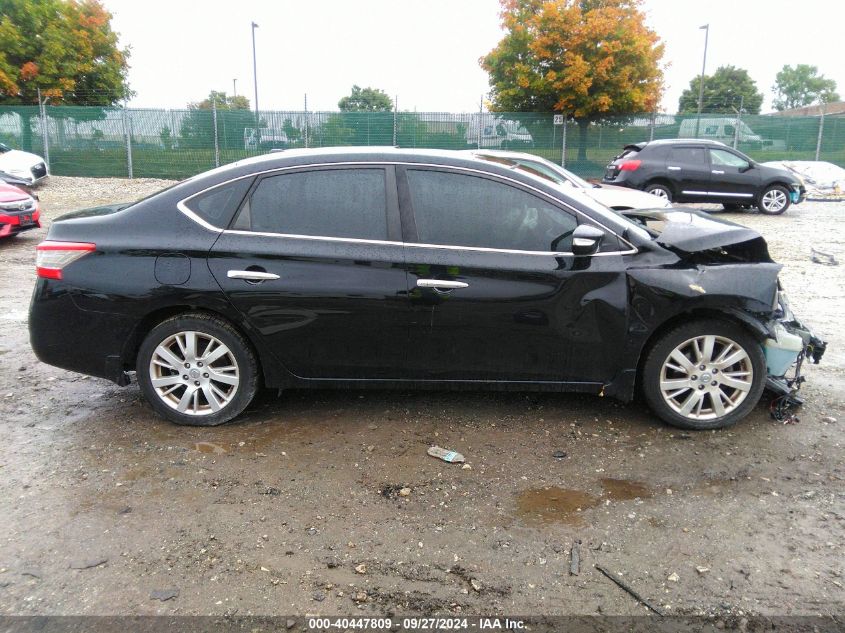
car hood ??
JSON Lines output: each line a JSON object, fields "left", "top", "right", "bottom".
{"left": 0, "top": 149, "right": 44, "bottom": 170}
{"left": 622, "top": 208, "right": 772, "bottom": 261}
{"left": 587, "top": 184, "right": 671, "bottom": 209}
{"left": 0, "top": 183, "right": 31, "bottom": 203}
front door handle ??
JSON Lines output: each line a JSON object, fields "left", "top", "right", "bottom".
{"left": 667, "top": 166, "right": 682, "bottom": 171}
{"left": 227, "top": 270, "right": 280, "bottom": 281}
{"left": 416, "top": 279, "right": 469, "bottom": 291}
{"left": 712, "top": 170, "right": 725, "bottom": 174}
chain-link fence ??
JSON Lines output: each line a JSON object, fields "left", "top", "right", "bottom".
{"left": 1, "top": 105, "right": 842, "bottom": 180}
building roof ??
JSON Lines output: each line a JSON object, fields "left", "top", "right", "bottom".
{"left": 768, "top": 101, "right": 845, "bottom": 117}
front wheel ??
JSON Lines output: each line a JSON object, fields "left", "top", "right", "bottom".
{"left": 137, "top": 313, "right": 259, "bottom": 426}
{"left": 757, "top": 185, "right": 791, "bottom": 215}
{"left": 642, "top": 320, "right": 766, "bottom": 430}
{"left": 644, "top": 183, "right": 672, "bottom": 202}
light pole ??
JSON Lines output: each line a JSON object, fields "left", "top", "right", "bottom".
{"left": 232, "top": 78, "right": 237, "bottom": 98}
{"left": 695, "top": 23, "right": 709, "bottom": 138}
{"left": 251, "top": 21, "right": 259, "bottom": 122}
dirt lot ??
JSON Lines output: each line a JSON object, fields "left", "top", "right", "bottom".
{"left": 0, "top": 177, "right": 843, "bottom": 618}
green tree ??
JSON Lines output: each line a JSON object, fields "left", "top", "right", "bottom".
{"left": 772, "top": 64, "right": 839, "bottom": 111}
{"left": 338, "top": 85, "right": 393, "bottom": 112}
{"left": 190, "top": 90, "right": 251, "bottom": 111}
{"left": 180, "top": 90, "right": 252, "bottom": 150}
{"left": 481, "top": 0, "right": 664, "bottom": 161}
{"left": 0, "top": 0, "right": 131, "bottom": 150}
{"left": 678, "top": 65, "right": 763, "bottom": 114}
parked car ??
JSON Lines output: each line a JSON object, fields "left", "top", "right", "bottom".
{"left": 0, "top": 182, "right": 41, "bottom": 238}
{"left": 678, "top": 117, "right": 765, "bottom": 147}
{"left": 0, "top": 143, "right": 48, "bottom": 186}
{"left": 465, "top": 117, "right": 534, "bottom": 149}
{"left": 602, "top": 139, "right": 805, "bottom": 214}
{"left": 466, "top": 149, "right": 671, "bottom": 210}
{"left": 29, "top": 147, "right": 825, "bottom": 430}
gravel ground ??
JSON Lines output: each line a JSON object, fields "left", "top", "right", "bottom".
{"left": 0, "top": 176, "right": 843, "bottom": 618}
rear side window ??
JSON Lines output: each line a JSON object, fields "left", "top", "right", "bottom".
{"left": 667, "top": 147, "right": 705, "bottom": 166}
{"left": 184, "top": 178, "right": 253, "bottom": 228}
{"left": 406, "top": 169, "right": 578, "bottom": 252}
{"left": 235, "top": 168, "right": 387, "bottom": 240}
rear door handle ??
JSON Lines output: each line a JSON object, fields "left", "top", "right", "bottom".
{"left": 227, "top": 270, "right": 280, "bottom": 281}
{"left": 667, "top": 166, "right": 682, "bottom": 171}
{"left": 712, "top": 170, "right": 725, "bottom": 174}
{"left": 416, "top": 279, "right": 468, "bottom": 291}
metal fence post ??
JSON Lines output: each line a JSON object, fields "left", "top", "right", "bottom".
{"left": 477, "top": 96, "right": 483, "bottom": 149}
{"left": 122, "top": 106, "right": 133, "bottom": 179}
{"left": 649, "top": 112, "right": 655, "bottom": 142}
{"left": 304, "top": 94, "right": 309, "bottom": 148}
{"left": 815, "top": 103, "right": 826, "bottom": 161}
{"left": 732, "top": 95, "right": 743, "bottom": 150}
{"left": 393, "top": 95, "right": 397, "bottom": 146}
{"left": 212, "top": 99, "right": 220, "bottom": 167}
{"left": 561, "top": 115, "right": 567, "bottom": 168}
{"left": 37, "top": 88, "right": 50, "bottom": 170}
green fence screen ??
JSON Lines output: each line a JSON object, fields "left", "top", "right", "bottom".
{"left": 1, "top": 106, "right": 842, "bottom": 180}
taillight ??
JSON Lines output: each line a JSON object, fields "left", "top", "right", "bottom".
{"left": 36, "top": 241, "right": 96, "bottom": 279}
{"left": 620, "top": 160, "right": 642, "bottom": 171}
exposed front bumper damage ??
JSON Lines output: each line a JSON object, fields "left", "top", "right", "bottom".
{"left": 763, "top": 290, "right": 827, "bottom": 419}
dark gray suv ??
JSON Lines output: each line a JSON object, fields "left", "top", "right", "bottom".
{"left": 602, "top": 139, "right": 805, "bottom": 215}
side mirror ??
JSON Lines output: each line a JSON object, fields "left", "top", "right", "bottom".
{"left": 571, "top": 224, "right": 605, "bottom": 256}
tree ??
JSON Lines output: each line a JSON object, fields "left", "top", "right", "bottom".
{"left": 772, "top": 64, "right": 839, "bottom": 111}
{"left": 189, "top": 90, "right": 251, "bottom": 112}
{"left": 678, "top": 65, "right": 763, "bottom": 115}
{"left": 0, "top": 0, "right": 131, "bottom": 150}
{"left": 481, "top": 0, "right": 664, "bottom": 160}
{"left": 180, "top": 90, "right": 252, "bottom": 150}
{"left": 338, "top": 85, "right": 393, "bottom": 112}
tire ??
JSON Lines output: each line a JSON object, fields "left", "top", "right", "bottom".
{"left": 644, "top": 182, "right": 672, "bottom": 202}
{"left": 757, "top": 185, "right": 791, "bottom": 215}
{"left": 642, "top": 319, "right": 766, "bottom": 430}
{"left": 136, "top": 313, "right": 259, "bottom": 426}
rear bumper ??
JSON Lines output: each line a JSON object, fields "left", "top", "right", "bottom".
{"left": 29, "top": 279, "right": 137, "bottom": 384}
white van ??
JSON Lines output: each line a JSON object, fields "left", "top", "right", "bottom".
{"left": 465, "top": 117, "right": 533, "bottom": 149}
{"left": 678, "top": 117, "right": 762, "bottom": 145}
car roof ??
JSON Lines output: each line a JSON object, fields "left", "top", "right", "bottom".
{"left": 625, "top": 139, "right": 731, "bottom": 150}
{"left": 462, "top": 148, "right": 554, "bottom": 163}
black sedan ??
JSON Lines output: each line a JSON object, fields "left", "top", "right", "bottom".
{"left": 29, "top": 148, "right": 824, "bottom": 429}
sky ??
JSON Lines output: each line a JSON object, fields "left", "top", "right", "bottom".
{"left": 104, "top": 0, "right": 845, "bottom": 114}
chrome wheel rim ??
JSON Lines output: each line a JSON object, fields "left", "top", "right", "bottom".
{"left": 650, "top": 187, "right": 669, "bottom": 199}
{"left": 149, "top": 331, "right": 239, "bottom": 416}
{"left": 659, "top": 335, "right": 753, "bottom": 421}
{"left": 761, "top": 189, "right": 787, "bottom": 212}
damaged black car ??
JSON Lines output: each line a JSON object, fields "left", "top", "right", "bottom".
{"left": 29, "top": 148, "right": 826, "bottom": 429}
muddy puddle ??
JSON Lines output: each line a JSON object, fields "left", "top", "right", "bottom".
{"left": 516, "top": 478, "right": 652, "bottom": 525}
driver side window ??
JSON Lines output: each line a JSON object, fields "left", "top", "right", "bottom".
{"left": 406, "top": 169, "right": 578, "bottom": 252}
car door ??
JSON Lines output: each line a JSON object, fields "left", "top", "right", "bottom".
{"left": 397, "top": 166, "right": 630, "bottom": 384}
{"left": 207, "top": 165, "right": 411, "bottom": 380}
{"left": 707, "top": 148, "right": 760, "bottom": 201}
{"left": 664, "top": 146, "right": 710, "bottom": 200}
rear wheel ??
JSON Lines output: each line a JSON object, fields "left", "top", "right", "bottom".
{"left": 644, "top": 182, "right": 672, "bottom": 202}
{"left": 137, "top": 313, "right": 259, "bottom": 426}
{"left": 757, "top": 185, "right": 791, "bottom": 215}
{"left": 642, "top": 320, "right": 766, "bottom": 430}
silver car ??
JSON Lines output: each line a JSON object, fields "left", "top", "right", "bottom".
{"left": 466, "top": 149, "right": 670, "bottom": 211}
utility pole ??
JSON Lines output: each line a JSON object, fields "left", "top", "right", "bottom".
{"left": 232, "top": 78, "right": 237, "bottom": 97}
{"left": 695, "top": 24, "right": 709, "bottom": 138}
{"left": 251, "top": 22, "right": 260, "bottom": 122}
